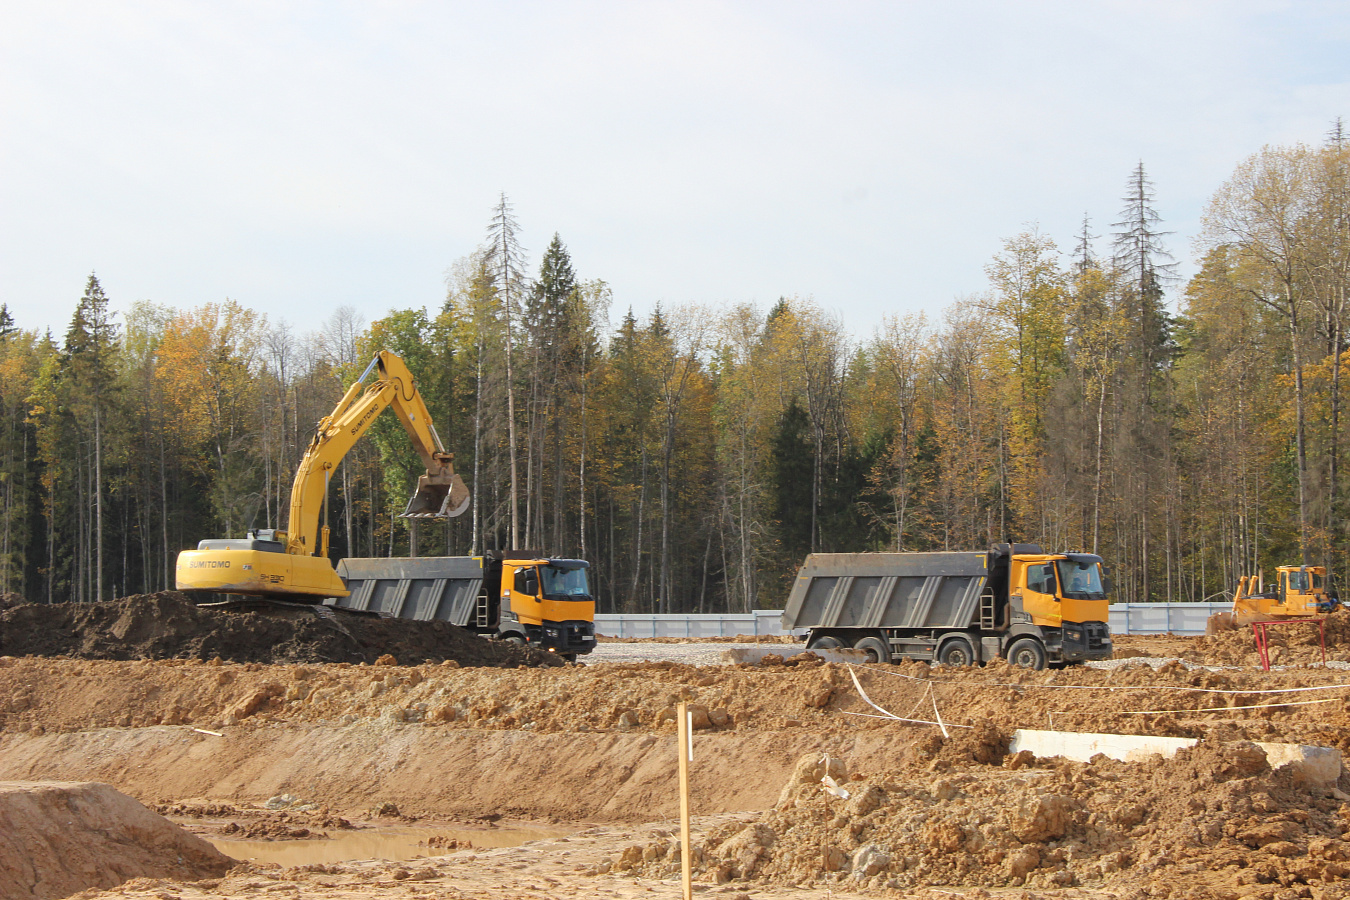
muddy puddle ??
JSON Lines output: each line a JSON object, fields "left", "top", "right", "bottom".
{"left": 210, "top": 823, "right": 573, "bottom": 866}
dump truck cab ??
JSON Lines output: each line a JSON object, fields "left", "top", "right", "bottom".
{"left": 494, "top": 556, "right": 597, "bottom": 656}
{"left": 1007, "top": 550, "right": 1112, "bottom": 664}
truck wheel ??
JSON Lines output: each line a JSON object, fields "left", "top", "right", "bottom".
{"left": 1006, "top": 638, "right": 1046, "bottom": 670}
{"left": 807, "top": 635, "right": 843, "bottom": 650}
{"left": 936, "top": 637, "right": 975, "bottom": 667}
{"left": 500, "top": 633, "right": 527, "bottom": 646}
{"left": 853, "top": 636, "right": 890, "bottom": 664}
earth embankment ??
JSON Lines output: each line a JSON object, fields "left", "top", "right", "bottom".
{"left": 0, "top": 781, "right": 233, "bottom": 899}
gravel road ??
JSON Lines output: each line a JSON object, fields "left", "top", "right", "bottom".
{"left": 582, "top": 640, "right": 1350, "bottom": 671}
{"left": 586, "top": 641, "right": 801, "bottom": 666}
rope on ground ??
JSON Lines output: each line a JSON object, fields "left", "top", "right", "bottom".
{"left": 846, "top": 665, "right": 971, "bottom": 730}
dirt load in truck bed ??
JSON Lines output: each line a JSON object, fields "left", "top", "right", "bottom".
{"left": 0, "top": 591, "right": 561, "bottom": 667}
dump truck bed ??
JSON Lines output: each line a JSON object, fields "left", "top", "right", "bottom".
{"left": 781, "top": 552, "right": 989, "bottom": 631}
{"left": 329, "top": 556, "right": 485, "bottom": 625}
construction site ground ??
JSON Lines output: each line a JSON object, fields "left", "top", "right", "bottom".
{"left": 5, "top": 595, "right": 1350, "bottom": 899}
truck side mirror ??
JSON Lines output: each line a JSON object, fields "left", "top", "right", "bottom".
{"left": 524, "top": 571, "right": 539, "bottom": 595}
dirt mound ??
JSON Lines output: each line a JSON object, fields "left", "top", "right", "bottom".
{"left": 615, "top": 739, "right": 1350, "bottom": 896}
{"left": 0, "top": 781, "right": 233, "bottom": 899}
{"left": 1190, "top": 607, "right": 1350, "bottom": 667}
{"left": 0, "top": 591, "right": 561, "bottom": 667}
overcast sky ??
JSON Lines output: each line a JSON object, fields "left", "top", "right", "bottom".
{"left": 1, "top": 2, "right": 1347, "bottom": 343}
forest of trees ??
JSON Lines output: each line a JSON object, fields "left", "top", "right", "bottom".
{"left": 1, "top": 128, "right": 1347, "bottom": 613}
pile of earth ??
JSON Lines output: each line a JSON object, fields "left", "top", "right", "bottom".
{"left": 0, "top": 591, "right": 561, "bottom": 667}
{"left": 1190, "top": 607, "right": 1350, "bottom": 667}
{"left": 0, "top": 781, "right": 234, "bottom": 899}
{"left": 614, "top": 732, "right": 1350, "bottom": 898}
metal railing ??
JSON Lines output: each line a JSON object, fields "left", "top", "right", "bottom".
{"left": 595, "top": 602, "right": 1234, "bottom": 639}
{"left": 1107, "top": 602, "right": 1232, "bottom": 636}
{"left": 594, "top": 610, "right": 789, "bottom": 639}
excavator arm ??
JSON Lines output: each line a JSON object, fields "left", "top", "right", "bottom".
{"left": 175, "top": 350, "right": 470, "bottom": 601}
{"left": 282, "top": 351, "right": 469, "bottom": 557}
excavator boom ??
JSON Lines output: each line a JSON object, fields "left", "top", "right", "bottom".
{"left": 175, "top": 350, "right": 470, "bottom": 601}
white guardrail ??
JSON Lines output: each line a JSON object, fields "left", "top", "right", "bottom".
{"left": 595, "top": 603, "right": 1234, "bottom": 639}
{"left": 1107, "top": 602, "right": 1233, "bottom": 636}
{"left": 595, "top": 610, "right": 790, "bottom": 639}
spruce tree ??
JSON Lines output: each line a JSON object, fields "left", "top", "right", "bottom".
{"left": 484, "top": 194, "right": 527, "bottom": 548}
{"left": 1111, "top": 164, "right": 1176, "bottom": 599}
{"left": 1112, "top": 162, "right": 1176, "bottom": 389}
{"left": 772, "top": 398, "right": 813, "bottom": 564}
{"left": 61, "top": 274, "right": 120, "bottom": 602}
{"left": 524, "top": 235, "right": 581, "bottom": 547}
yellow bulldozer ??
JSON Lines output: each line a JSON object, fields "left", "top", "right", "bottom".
{"left": 1206, "top": 566, "right": 1339, "bottom": 633}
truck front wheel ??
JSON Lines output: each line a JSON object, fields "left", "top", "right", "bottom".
{"left": 936, "top": 636, "right": 976, "bottom": 667}
{"left": 853, "top": 636, "right": 890, "bottom": 664}
{"left": 1006, "top": 638, "right": 1046, "bottom": 670}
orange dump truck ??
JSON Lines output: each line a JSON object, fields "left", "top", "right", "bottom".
{"left": 780, "top": 543, "right": 1112, "bottom": 670}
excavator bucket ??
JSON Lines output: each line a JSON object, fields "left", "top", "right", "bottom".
{"left": 403, "top": 471, "right": 471, "bottom": 519}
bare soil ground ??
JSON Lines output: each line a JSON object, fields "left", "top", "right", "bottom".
{"left": 5, "top": 598, "right": 1350, "bottom": 898}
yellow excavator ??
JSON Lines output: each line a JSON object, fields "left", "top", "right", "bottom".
{"left": 175, "top": 350, "right": 470, "bottom": 600}
{"left": 1205, "top": 566, "right": 1339, "bottom": 633}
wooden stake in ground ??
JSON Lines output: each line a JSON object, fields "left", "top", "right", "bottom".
{"left": 677, "top": 700, "right": 692, "bottom": 900}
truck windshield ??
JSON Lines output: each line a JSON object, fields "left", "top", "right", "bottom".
{"left": 1057, "top": 560, "right": 1104, "bottom": 597}
{"left": 542, "top": 565, "right": 590, "bottom": 598}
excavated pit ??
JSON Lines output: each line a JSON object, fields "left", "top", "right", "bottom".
{"left": 3, "top": 601, "right": 1350, "bottom": 898}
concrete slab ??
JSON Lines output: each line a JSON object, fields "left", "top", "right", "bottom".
{"left": 1257, "top": 741, "right": 1343, "bottom": 789}
{"left": 1009, "top": 729, "right": 1196, "bottom": 763}
{"left": 1009, "top": 728, "right": 1343, "bottom": 790}
{"left": 721, "top": 647, "right": 867, "bottom": 666}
